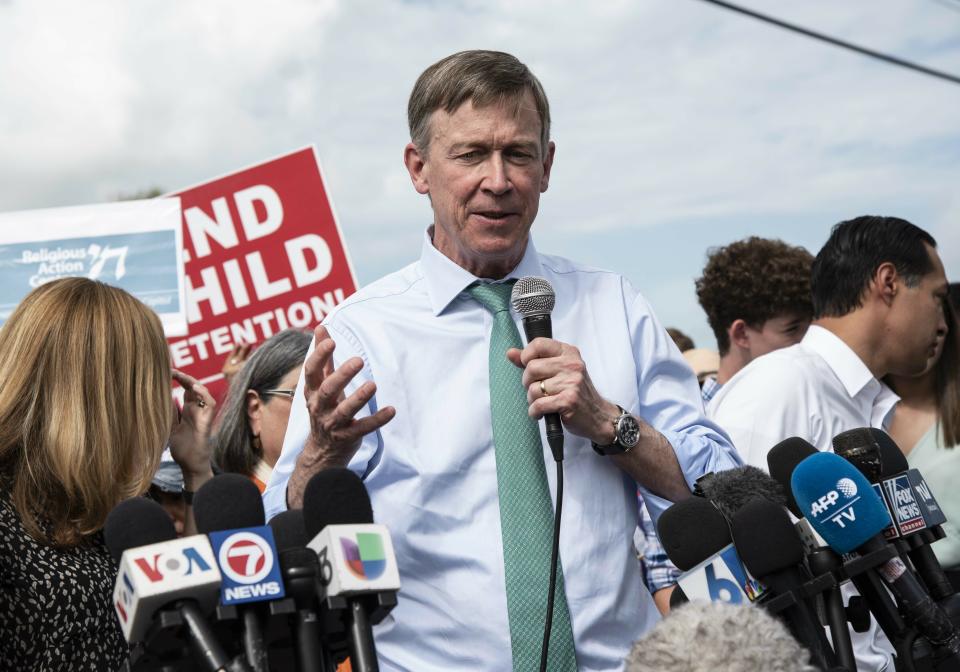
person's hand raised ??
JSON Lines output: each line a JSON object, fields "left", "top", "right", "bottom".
{"left": 287, "top": 325, "right": 396, "bottom": 507}
{"left": 169, "top": 369, "right": 216, "bottom": 487}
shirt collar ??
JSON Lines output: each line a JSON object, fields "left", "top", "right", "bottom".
{"left": 419, "top": 226, "right": 545, "bottom": 315}
{"left": 802, "top": 325, "right": 880, "bottom": 399}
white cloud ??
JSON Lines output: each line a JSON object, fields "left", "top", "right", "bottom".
{"left": 0, "top": 0, "right": 957, "bottom": 300}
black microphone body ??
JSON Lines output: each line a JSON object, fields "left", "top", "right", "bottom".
{"left": 520, "top": 310, "right": 564, "bottom": 461}
{"left": 303, "top": 469, "right": 398, "bottom": 672}
{"left": 806, "top": 546, "right": 858, "bottom": 665}
{"left": 270, "top": 510, "right": 335, "bottom": 672}
{"left": 194, "top": 475, "right": 274, "bottom": 672}
{"left": 731, "top": 499, "right": 842, "bottom": 671}
{"left": 181, "top": 601, "right": 253, "bottom": 672}
{"left": 511, "top": 277, "right": 564, "bottom": 462}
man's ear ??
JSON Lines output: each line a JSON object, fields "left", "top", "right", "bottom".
{"left": 404, "top": 142, "right": 430, "bottom": 195}
{"left": 246, "top": 390, "right": 263, "bottom": 437}
{"left": 874, "top": 262, "right": 899, "bottom": 306}
{"left": 540, "top": 140, "right": 556, "bottom": 193}
{"left": 729, "top": 319, "right": 750, "bottom": 350}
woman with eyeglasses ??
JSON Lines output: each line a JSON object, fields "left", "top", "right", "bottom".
{"left": 213, "top": 328, "right": 312, "bottom": 492}
{"left": 0, "top": 278, "right": 215, "bottom": 671}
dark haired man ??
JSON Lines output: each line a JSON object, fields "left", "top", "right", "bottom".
{"left": 264, "top": 51, "right": 738, "bottom": 670}
{"left": 695, "top": 236, "right": 813, "bottom": 403}
{"left": 709, "top": 215, "right": 949, "bottom": 671}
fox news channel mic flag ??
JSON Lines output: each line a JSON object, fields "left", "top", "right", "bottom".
{"left": 0, "top": 198, "right": 187, "bottom": 335}
{"left": 167, "top": 147, "right": 357, "bottom": 399}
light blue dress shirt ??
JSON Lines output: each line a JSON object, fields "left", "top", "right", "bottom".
{"left": 265, "top": 231, "right": 740, "bottom": 671}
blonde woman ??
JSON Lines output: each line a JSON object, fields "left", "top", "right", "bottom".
{"left": 0, "top": 278, "right": 215, "bottom": 671}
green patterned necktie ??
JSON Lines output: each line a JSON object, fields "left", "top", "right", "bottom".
{"left": 466, "top": 281, "right": 578, "bottom": 672}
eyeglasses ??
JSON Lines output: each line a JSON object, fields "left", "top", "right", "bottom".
{"left": 262, "top": 388, "right": 296, "bottom": 399}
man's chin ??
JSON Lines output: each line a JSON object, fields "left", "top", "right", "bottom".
{"left": 894, "top": 356, "right": 936, "bottom": 379}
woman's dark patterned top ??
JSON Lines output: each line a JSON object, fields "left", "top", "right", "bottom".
{"left": 0, "top": 481, "right": 128, "bottom": 671}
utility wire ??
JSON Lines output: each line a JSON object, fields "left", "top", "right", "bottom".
{"left": 933, "top": 0, "right": 960, "bottom": 14}
{"left": 695, "top": 0, "right": 960, "bottom": 86}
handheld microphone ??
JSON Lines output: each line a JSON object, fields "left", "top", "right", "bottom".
{"left": 303, "top": 468, "right": 400, "bottom": 672}
{"left": 269, "top": 509, "right": 335, "bottom": 672}
{"left": 657, "top": 497, "right": 765, "bottom": 604}
{"left": 104, "top": 497, "right": 249, "bottom": 672}
{"left": 194, "top": 474, "right": 283, "bottom": 672}
{"left": 791, "top": 452, "right": 960, "bottom": 660}
{"left": 511, "top": 275, "right": 569, "bottom": 672}
{"left": 511, "top": 276, "right": 563, "bottom": 462}
{"left": 730, "top": 498, "right": 842, "bottom": 671}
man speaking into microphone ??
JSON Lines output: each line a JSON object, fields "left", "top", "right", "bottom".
{"left": 265, "top": 50, "right": 740, "bottom": 671}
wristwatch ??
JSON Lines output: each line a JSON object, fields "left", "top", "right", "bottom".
{"left": 592, "top": 405, "right": 641, "bottom": 456}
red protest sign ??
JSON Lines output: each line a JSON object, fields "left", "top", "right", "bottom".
{"left": 167, "top": 147, "right": 356, "bottom": 399}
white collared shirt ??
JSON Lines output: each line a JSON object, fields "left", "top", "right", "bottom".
{"left": 708, "top": 324, "right": 898, "bottom": 671}
{"left": 265, "top": 232, "right": 740, "bottom": 671}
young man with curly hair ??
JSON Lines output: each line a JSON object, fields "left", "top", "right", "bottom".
{"left": 695, "top": 236, "right": 814, "bottom": 402}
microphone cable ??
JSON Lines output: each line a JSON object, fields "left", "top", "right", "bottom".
{"left": 539, "top": 444, "right": 564, "bottom": 672}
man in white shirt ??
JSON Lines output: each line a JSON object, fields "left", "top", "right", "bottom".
{"left": 709, "top": 215, "right": 950, "bottom": 671}
{"left": 263, "top": 50, "right": 739, "bottom": 671}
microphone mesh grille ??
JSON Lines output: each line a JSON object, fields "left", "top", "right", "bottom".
{"left": 511, "top": 276, "right": 555, "bottom": 317}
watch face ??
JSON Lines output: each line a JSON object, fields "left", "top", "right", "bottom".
{"left": 617, "top": 414, "right": 641, "bottom": 448}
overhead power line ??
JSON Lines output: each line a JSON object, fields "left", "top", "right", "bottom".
{"left": 695, "top": 0, "right": 960, "bottom": 86}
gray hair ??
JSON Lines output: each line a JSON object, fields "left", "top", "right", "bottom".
{"left": 407, "top": 50, "right": 551, "bottom": 157}
{"left": 212, "top": 329, "right": 312, "bottom": 477}
{"left": 626, "top": 602, "right": 818, "bottom": 672}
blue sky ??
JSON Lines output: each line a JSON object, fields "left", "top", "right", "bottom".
{"left": 1, "top": 0, "right": 958, "bottom": 347}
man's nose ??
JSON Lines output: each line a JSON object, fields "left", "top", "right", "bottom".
{"left": 481, "top": 154, "right": 511, "bottom": 194}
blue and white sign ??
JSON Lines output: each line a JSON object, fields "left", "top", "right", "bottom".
{"left": 0, "top": 198, "right": 186, "bottom": 335}
{"left": 676, "top": 543, "right": 767, "bottom": 605}
{"left": 208, "top": 526, "right": 285, "bottom": 606}
{"left": 882, "top": 474, "right": 927, "bottom": 535}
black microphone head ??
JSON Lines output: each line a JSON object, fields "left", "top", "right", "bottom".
{"left": 833, "top": 428, "right": 882, "bottom": 482}
{"left": 268, "top": 509, "right": 308, "bottom": 552}
{"left": 510, "top": 276, "right": 555, "bottom": 318}
{"left": 870, "top": 428, "right": 909, "bottom": 476}
{"left": 193, "top": 473, "right": 265, "bottom": 533}
{"left": 697, "top": 465, "right": 786, "bottom": 520}
{"left": 767, "top": 437, "right": 818, "bottom": 518}
{"left": 669, "top": 584, "right": 689, "bottom": 609}
{"left": 730, "top": 498, "right": 805, "bottom": 577}
{"left": 302, "top": 468, "right": 373, "bottom": 540}
{"left": 104, "top": 497, "right": 177, "bottom": 563}
{"left": 657, "top": 497, "right": 731, "bottom": 571}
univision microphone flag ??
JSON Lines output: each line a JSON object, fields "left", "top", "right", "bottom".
{"left": 307, "top": 523, "right": 401, "bottom": 599}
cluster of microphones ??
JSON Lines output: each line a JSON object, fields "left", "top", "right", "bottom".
{"left": 659, "top": 427, "right": 960, "bottom": 672}
{"left": 104, "top": 469, "right": 400, "bottom": 672}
